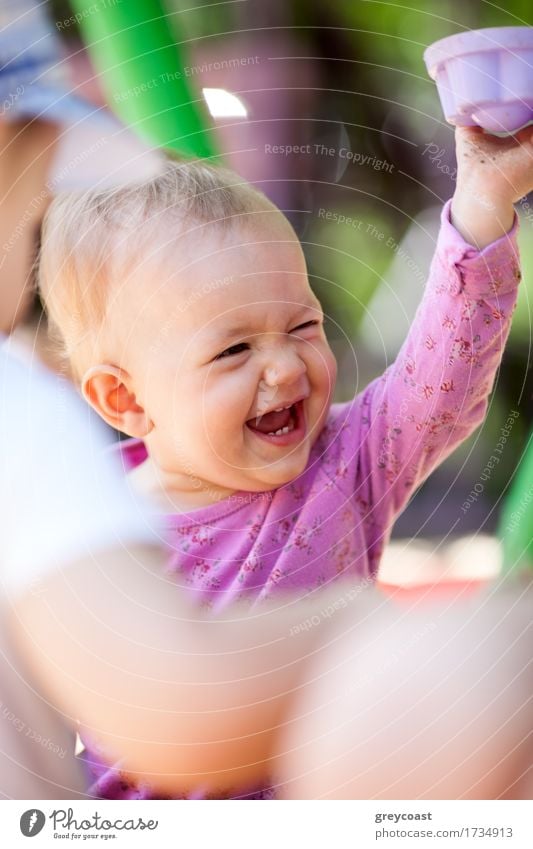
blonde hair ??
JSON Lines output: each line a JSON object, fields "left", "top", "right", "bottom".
{"left": 38, "top": 159, "right": 275, "bottom": 377}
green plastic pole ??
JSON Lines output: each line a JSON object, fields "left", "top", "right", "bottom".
{"left": 70, "top": 0, "right": 217, "bottom": 159}
{"left": 499, "top": 434, "right": 533, "bottom": 574}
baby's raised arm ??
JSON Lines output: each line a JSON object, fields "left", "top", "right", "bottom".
{"left": 341, "top": 127, "right": 533, "bottom": 569}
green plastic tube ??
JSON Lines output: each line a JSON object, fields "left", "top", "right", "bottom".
{"left": 70, "top": 0, "right": 217, "bottom": 158}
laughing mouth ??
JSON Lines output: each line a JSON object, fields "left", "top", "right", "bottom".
{"left": 246, "top": 400, "right": 304, "bottom": 437}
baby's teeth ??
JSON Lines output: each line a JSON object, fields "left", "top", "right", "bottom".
{"left": 267, "top": 425, "right": 292, "bottom": 437}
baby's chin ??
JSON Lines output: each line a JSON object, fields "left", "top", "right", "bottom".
{"left": 241, "top": 454, "right": 311, "bottom": 492}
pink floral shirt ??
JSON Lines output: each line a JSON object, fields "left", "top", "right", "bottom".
{"left": 82, "top": 199, "right": 521, "bottom": 798}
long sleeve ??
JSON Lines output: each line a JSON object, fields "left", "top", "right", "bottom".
{"left": 334, "top": 199, "right": 521, "bottom": 568}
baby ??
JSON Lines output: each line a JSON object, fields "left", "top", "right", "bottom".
{"left": 39, "top": 126, "right": 531, "bottom": 798}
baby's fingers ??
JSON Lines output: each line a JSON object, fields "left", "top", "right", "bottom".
{"left": 510, "top": 124, "right": 533, "bottom": 148}
{"left": 455, "top": 125, "right": 484, "bottom": 138}
{"left": 455, "top": 124, "right": 510, "bottom": 154}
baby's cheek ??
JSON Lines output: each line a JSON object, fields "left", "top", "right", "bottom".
{"left": 206, "top": 371, "right": 252, "bottom": 415}
{"left": 197, "top": 389, "right": 235, "bottom": 440}
{"left": 327, "top": 349, "right": 338, "bottom": 386}
{"left": 313, "top": 342, "right": 337, "bottom": 391}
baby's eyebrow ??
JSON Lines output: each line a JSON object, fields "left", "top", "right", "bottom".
{"left": 212, "top": 324, "right": 251, "bottom": 346}
{"left": 211, "top": 304, "right": 321, "bottom": 345}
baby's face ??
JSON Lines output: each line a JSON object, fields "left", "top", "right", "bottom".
{"left": 118, "top": 214, "right": 337, "bottom": 503}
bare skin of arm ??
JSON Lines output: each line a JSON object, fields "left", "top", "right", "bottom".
{"left": 11, "top": 547, "right": 533, "bottom": 798}
{"left": 0, "top": 119, "right": 59, "bottom": 333}
{"left": 11, "top": 545, "right": 329, "bottom": 794}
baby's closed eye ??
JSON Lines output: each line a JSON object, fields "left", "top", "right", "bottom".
{"left": 215, "top": 342, "right": 250, "bottom": 360}
{"left": 214, "top": 320, "right": 322, "bottom": 360}
{"left": 292, "top": 320, "right": 321, "bottom": 332}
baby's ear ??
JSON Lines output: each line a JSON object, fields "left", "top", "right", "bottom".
{"left": 82, "top": 365, "right": 153, "bottom": 438}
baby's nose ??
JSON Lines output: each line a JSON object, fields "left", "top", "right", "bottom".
{"left": 263, "top": 348, "right": 306, "bottom": 386}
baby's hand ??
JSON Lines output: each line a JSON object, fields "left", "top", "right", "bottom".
{"left": 451, "top": 125, "right": 533, "bottom": 249}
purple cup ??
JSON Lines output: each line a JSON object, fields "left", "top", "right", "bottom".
{"left": 424, "top": 27, "right": 533, "bottom": 133}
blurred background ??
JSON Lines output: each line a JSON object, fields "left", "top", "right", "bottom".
{"left": 6, "top": 0, "right": 533, "bottom": 582}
